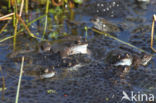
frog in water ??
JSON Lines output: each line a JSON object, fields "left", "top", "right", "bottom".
{"left": 91, "top": 17, "right": 121, "bottom": 33}
{"left": 40, "top": 68, "right": 56, "bottom": 79}
{"left": 9, "top": 35, "right": 91, "bottom": 79}
{"left": 9, "top": 35, "right": 90, "bottom": 59}
{"left": 106, "top": 49, "right": 152, "bottom": 68}
{"left": 39, "top": 35, "right": 90, "bottom": 58}
{"left": 36, "top": 36, "right": 91, "bottom": 79}
{"left": 39, "top": 62, "right": 84, "bottom": 79}
{"left": 105, "top": 49, "right": 152, "bottom": 84}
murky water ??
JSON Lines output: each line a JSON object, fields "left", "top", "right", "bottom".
{"left": 0, "top": 0, "right": 156, "bottom": 103}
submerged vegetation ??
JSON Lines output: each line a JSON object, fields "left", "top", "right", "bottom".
{"left": 0, "top": 0, "right": 86, "bottom": 50}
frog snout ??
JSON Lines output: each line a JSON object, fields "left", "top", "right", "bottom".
{"left": 90, "top": 18, "right": 97, "bottom": 23}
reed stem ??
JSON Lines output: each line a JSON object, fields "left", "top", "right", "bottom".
{"left": 151, "top": 14, "right": 156, "bottom": 52}
{"left": 92, "top": 28, "right": 146, "bottom": 53}
{"left": 25, "top": 0, "right": 28, "bottom": 14}
{"left": 15, "top": 56, "right": 25, "bottom": 103}
{"left": 42, "top": 0, "right": 50, "bottom": 39}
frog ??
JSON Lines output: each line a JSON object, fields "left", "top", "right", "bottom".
{"left": 132, "top": 53, "right": 152, "bottom": 67}
{"left": 105, "top": 49, "right": 152, "bottom": 85}
{"left": 106, "top": 49, "right": 152, "bottom": 68}
{"left": 38, "top": 35, "right": 90, "bottom": 58}
{"left": 39, "top": 62, "right": 84, "bottom": 79}
{"left": 135, "top": 0, "right": 150, "bottom": 9}
{"left": 40, "top": 68, "right": 56, "bottom": 79}
{"left": 8, "top": 35, "right": 90, "bottom": 59}
{"left": 24, "top": 56, "right": 86, "bottom": 79}
{"left": 7, "top": 35, "right": 92, "bottom": 79}
{"left": 91, "top": 16, "right": 121, "bottom": 33}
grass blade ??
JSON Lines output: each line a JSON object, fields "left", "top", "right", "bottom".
{"left": 15, "top": 56, "right": 24, "bottom": 103}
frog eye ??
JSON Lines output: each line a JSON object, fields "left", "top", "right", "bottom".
{"left": 44, "top": 69, "right": 49, "bottom": 73}
{"left": 74, "top": 40, "right": 78, "bottom": 44}
{"left": 68, "top": 62, "right": 72, "bottom": 66}
{"left": 126, "top": 53, "right": 130, "bottom": 57}
{"left": 63, "top": 59, "right": 67, "bottom": 63}
{"left": 117, "top": 55, "right": 121, "bottom": 59}
{"left": 143, "top": 55, "right": 148, "bottom": 59}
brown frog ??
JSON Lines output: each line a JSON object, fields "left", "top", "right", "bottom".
{"left": 40, "top": 68, "right": 56, "bottom": 79}
{"left": 39, "top": 35, "right": 90, "bottom": 58}
{"left": 132, "top": 54, "right": 152, "bottom": 67}
{"left": 106, "top": 49, "right": 152, "bottom": 68}
{"left": 91, "top": 17, "right": 121, "bottom": 33}
{"left": 105, "top": 49, "right": 152, "bottom": 84}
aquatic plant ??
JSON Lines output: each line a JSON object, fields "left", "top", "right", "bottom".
{"left": 151, "top": 14, "right": 156, "bottom": 52}
{"left": 15, "top": 56, "right": 25, "bottom": 103}
{"left": 0, "top": 0, "right": 85, "bottom": 48}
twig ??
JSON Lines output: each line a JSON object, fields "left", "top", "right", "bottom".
{"left": 16, "top": 14, "right": 45, "bottom": 40}
{"left": 16, "top": 14, "right": 35, "bottom": 38}
{"left": 19, "top": 0, "right": 24, "bottom": 17}
{"left": 0, "top": 13, "right": 14, "bottom": 21}
{"left": 0, "top": 17, "right": 12, "bottom": 21}
{"left": 15, "top": 56, "right": 24, "bottom": 103}
{"left": 0, "top": 20, "right": 11, "bottom": 34}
